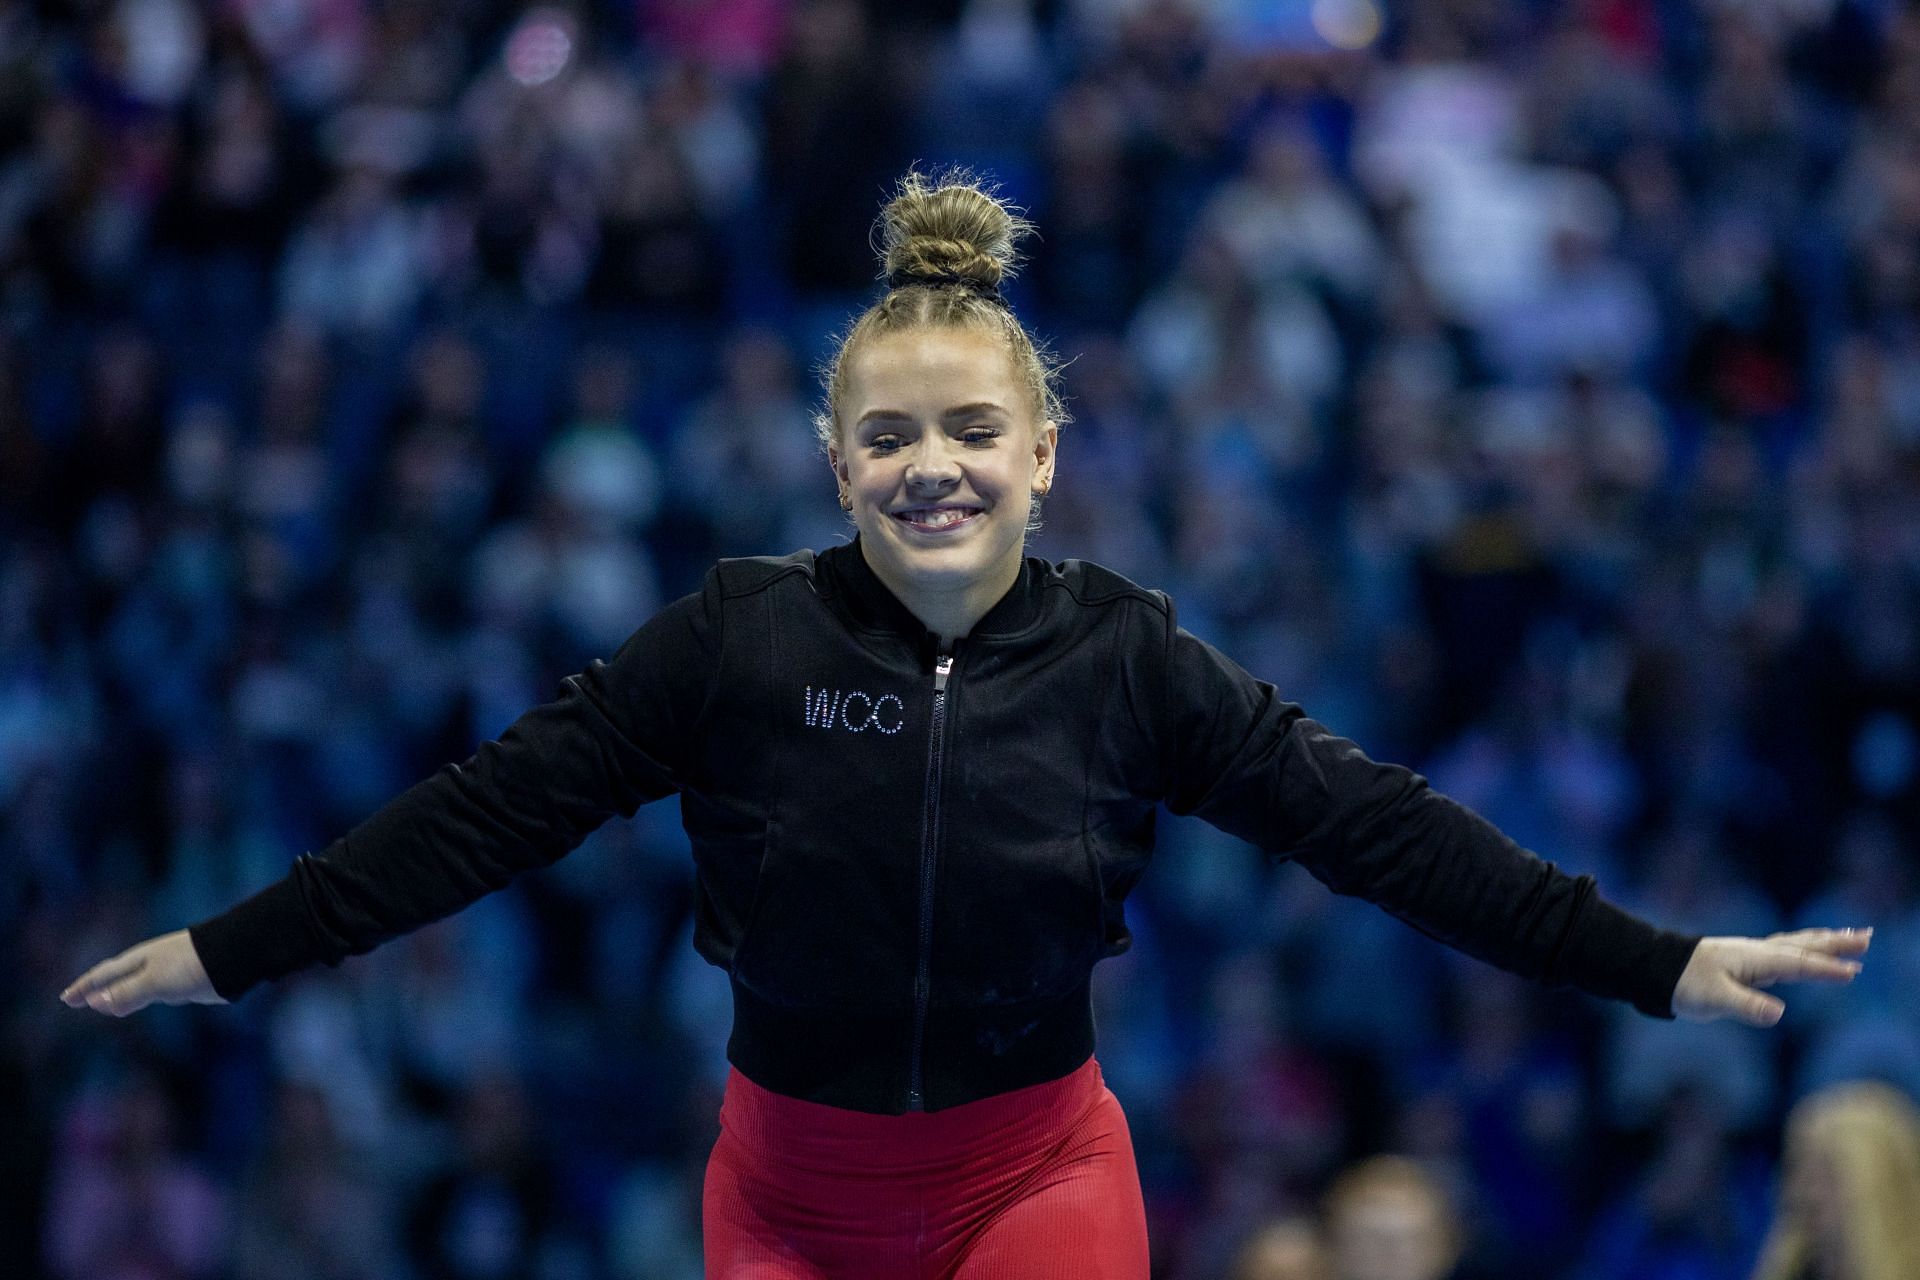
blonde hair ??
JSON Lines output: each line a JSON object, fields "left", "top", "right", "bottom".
{"left": 1751, "top": 1081, "right": 1920, "bottom": 1280}
{"left": 1323, "top": 1155, "right": 1464, "bottom": 1274}
{"left": 1230, "top": 1216, "right": 1329, "bottom": 1280}
{"left": 812, "top": 166, "right": 1070, "bottom": 510}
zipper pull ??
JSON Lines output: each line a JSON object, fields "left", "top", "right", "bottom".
{"left": 933, "top": 654, "right": 952, "bottom": 693}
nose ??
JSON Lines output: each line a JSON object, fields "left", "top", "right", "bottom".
{"left": 904, "top": 434, "right": 962, "bottom": 493}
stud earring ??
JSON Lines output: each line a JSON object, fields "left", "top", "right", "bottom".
{"left": 839, "top": 491, "right": 852, "bottom": 510}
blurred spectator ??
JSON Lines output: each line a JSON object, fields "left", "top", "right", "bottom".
{"left": 43, "top": 1069, "right": 229, "bottom": 1280}
{"left": 279, "top": 164, "right": 423, "bottom": 339}
{"left": 1480, "top": 200, "right": 1660, "bottom": 386}
{"left": 471, "top": 400, "right": 663, "bottom": 656}
{"left": 1231, "top": 1215, "right": 1331, "bottom": 1280}
{"left": 148, "top": 64, "right": 303, "bottom": 263}
{"left": 664, "top": 325, "right": 827, "bottom": 559}
{"left": 1574, "top": 1086, "right": 1772, "bottom": 1280}
{"left": 59, "top": 326, "right": 166, "bottom": 538}
{"left": 403, "top": 1069, "right": 569, "bottom": 1280}
{"left": 371, "top": 329, "right": 497, "bottom": 625}
{"left": 1200, "top": 120, "right": 1381, "bottom": 313}
{"left": 1166, "top": 947, "right": 1343, "bottom": 1279}
{"left": 1392, "top": 966, "right": 1586, "bottom": 1277}
{"left": 1030, "top": 78, "right": 1150, "bottom": 329}
{"left": 1323, "top": 1155, "right": 1465, "bottom": 1280}
{"left": 541, "top": 344, "right": 662, "bottom": 532}
{"left": 1749, "top": 1080, "right": 1920, "bottom": 1280}
{"left": 762, "top": 0, "right": 910, "bottom": 294}
{"left": 229, "top": 1081, "right": 399, "bottom": 1280}
{"left": 1129, "top": 229, "right": 1342, "bottom": 420}
{"left": 1677, "top": 214, "right": 1809, "bottom": 426}
{"left": 583, "top": 135, "right": 726, "bottom": 317}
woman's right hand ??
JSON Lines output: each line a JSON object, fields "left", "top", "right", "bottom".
{"left": 60, "top": 929, "right": 228, "bottom": 1015}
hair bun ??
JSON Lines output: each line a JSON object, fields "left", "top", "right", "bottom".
{"left": 876, "top": 166, "right": 1033, "bottom": 291}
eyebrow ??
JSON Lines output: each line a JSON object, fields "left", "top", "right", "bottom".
{"left": 854, "top": 403, "right": 1012, "bottom": 428}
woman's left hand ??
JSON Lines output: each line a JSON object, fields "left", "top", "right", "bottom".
{"left": 1671, "top": 927, "right": 1871, "bottom": 1026}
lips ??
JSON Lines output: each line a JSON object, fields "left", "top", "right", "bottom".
{"left": 892, "top": 506, "right": 983, "bottom": 533}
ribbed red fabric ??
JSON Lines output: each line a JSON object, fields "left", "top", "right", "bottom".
{"left": 701, "top": 1055, "right": 1150, "bottom": 1278}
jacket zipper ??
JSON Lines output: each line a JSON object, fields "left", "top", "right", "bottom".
{"left": 907, "top": 646, "right": 954, "bottom": 1111}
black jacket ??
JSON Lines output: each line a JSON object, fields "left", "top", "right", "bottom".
{"left": 188, "top": 536, "right": 1701, "bottom": 1114}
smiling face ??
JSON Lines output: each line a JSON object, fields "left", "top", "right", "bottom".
{"left": 829, "top": 326, "right": 1056, "bottom": 635}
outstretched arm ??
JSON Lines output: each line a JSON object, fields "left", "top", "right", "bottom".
{"left": 1153, "top": 609, "right": 1869, "bottom": 1022}
{"left": 60, "top": 576, "right": 720, "bottom": 1014}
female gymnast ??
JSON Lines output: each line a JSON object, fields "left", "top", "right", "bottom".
{"left": 62, "top": 169, "right": 1872, "bottom": 1279}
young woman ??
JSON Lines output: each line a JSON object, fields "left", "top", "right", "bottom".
{"left": 63, "top": 170, "right": 1871, "bottom": 1279}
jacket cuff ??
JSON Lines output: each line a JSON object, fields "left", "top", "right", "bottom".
{"left": 1557, "top": 892, "right": 1703, "bottom": 1019}
{"left": 186, "top": 871, "right": 324, "bottom": 1003}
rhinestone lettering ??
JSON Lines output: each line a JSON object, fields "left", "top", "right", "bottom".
{"left": 804, "top": 686, "right": 906, "bottom": 734}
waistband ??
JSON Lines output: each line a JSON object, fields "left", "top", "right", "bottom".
{"left": 724, "top": 974, "right": 1098, "bottom": 1114}
{"left": 720, "top": 1051, "right": 1106, "bottom": 1174}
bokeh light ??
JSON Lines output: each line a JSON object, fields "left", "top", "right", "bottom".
{"left": 1312, "top": 0, "right": 1383, "bottom": 50}
{"left": 505, "top": 8, "right": 574, "bottom": 87}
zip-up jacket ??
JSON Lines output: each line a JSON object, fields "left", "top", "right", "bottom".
{"left": 187, "top": 536, "right": 1703, "bottom": 1114}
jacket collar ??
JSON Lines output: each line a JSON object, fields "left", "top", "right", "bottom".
{"left": 820, "top": 534, "right": 1042, "bottom": 649}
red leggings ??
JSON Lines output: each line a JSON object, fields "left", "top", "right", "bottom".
{"left": 702, "top": 1055, "right": 1150, "bottom": 1278}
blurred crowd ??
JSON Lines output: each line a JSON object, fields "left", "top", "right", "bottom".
{"left": 6, "top": 0, "right": 1920, "bottom": 1277}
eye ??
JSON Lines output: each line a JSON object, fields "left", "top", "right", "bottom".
{"left": 962, "top": 428, "right": 1000, "bottom": 445}
{"left": 869, "top": 436, "right": 903, "bottom": 453}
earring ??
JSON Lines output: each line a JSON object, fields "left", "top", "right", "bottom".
{"left": 839, "top": 491, "right": 852, "bottom": 510}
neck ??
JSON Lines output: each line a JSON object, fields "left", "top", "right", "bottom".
{"left": 858, "top": 538, "right": 1022, "bottom": 651}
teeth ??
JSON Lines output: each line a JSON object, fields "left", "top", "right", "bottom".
{"left": 901, "top": 508, "right": 977, "bottom": 527}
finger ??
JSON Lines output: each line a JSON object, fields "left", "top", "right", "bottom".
{"left": 1765, "top": 927, "right": 1873, "bottom": 956}
{"left": 61, "top": 955, "right": 145, "bottom": 1006}
{"left": 1727, "top": 979, "right": 1786, "bottom": 1028}
{"left": 1754, "top": 945, "right": 1862, "bottom": 985}
{"left": 86, "top": 978, "right": 148, "bottom": 1017}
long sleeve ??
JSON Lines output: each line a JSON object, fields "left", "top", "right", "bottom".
{"left": 1155, "top": 607, "right": 1699, "bottom": 1018}
{"left": 187, "top": 575, "right": 723, "bottom": 1002}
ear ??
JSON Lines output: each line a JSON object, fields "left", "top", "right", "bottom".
{"left": 828, "top": 443, "right": 846, "bottom": 486}
{"left": 1032, "top": 421, "right": 1058, "bottom": 491}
